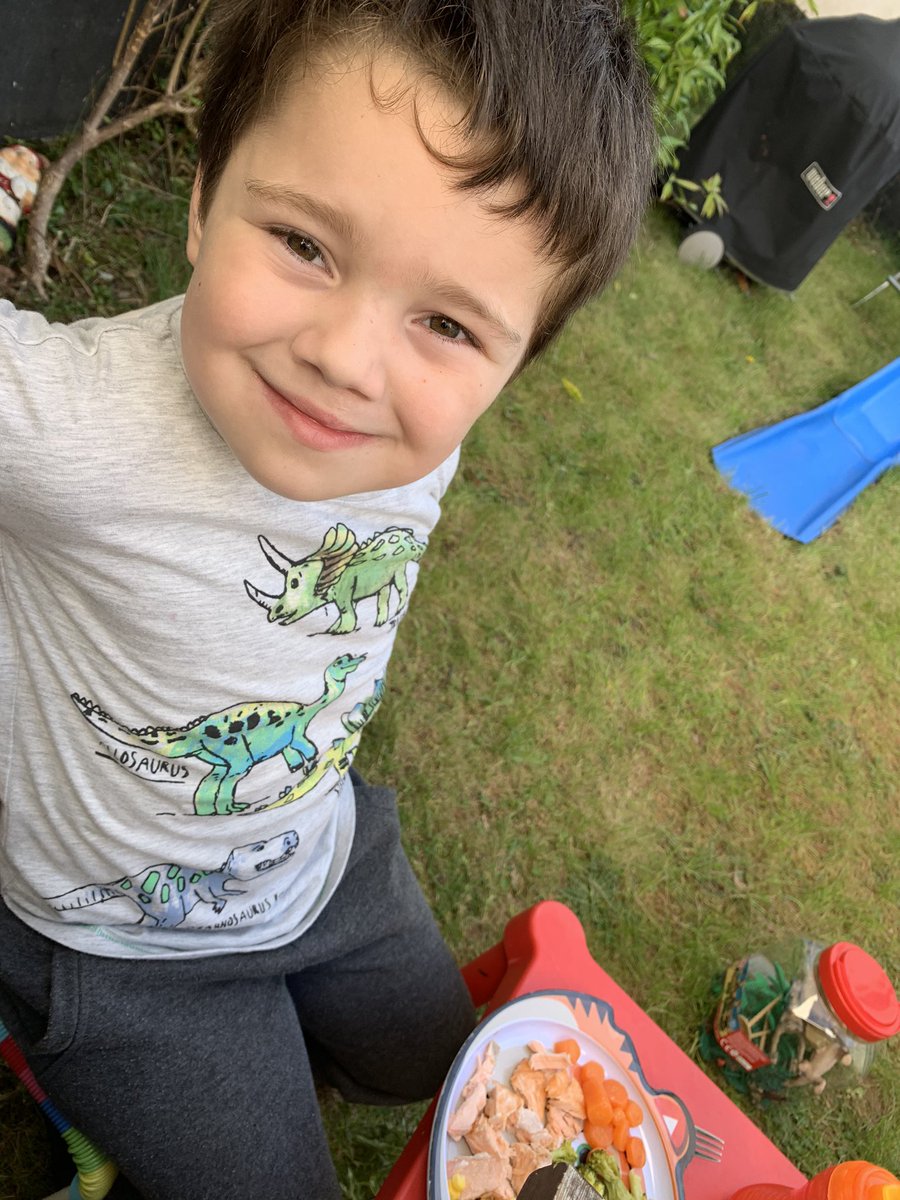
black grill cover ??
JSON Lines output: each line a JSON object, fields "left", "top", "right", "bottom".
{"left": 677, "top": 16, "right": 900, "bottom": 291}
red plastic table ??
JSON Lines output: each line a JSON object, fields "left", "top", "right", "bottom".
{"left": 376, "top": 901, "right": 806, "bottom": 1200}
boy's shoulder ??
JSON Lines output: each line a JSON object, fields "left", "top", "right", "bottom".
{"left": 0, "top": 294, "right": 184, "bottom": 362}
{"left": 0, "top": 295, "right": 190, "bottom": 464}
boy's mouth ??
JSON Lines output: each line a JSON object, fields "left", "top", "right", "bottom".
{"left": 256, "top": 373, "right": 372, "bottom": 451}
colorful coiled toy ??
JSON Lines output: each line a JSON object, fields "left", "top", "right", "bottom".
{"left": 0, "top": 1017, "right": 118, "bottom": 1199}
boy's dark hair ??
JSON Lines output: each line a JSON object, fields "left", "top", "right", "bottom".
{"left": 197, "top": 0, "right": 657, "bottom": 364}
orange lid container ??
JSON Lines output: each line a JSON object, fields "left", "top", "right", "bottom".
{"left": 729, "top": 1161, "right": 900, "bottom": 1200}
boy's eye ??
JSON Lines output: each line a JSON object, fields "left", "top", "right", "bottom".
{"left": 270, "top": 227, "right": 325, "bottom": 266}
{"left": 425, "top": 314, "right": 476, "bottom": 347}
{"left": 284, "top": 232, "right": 323, "bottom": 263}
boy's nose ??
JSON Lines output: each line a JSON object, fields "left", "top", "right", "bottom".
{"left": 289, "top": 290, "right": 386, "bottom": 400}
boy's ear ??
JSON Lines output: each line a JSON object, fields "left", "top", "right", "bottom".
{"left": 186, "top": 172, "right": 204, "bottom": 265}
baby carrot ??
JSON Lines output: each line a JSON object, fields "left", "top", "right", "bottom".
{"left": 604, "top": 1078, "right": 628, "bottom": 1107}
{"left": 583, "top": 1120, "right": 615, "bottom": 1149}
{"left": 582, "top": 1077, "right": 614, "bottom": 1126}
{"left": 554, "top": 1038, "right": 582, "bottom": 1064}
{"left": 580, "top": 1060, "right": 605, "bottom": 1082}
{"left": 626, "top": 1136, "right": 647, "bottom": 1169}
{"left": 612, "top": 1119, "right": 630, "bottom": 1152}
{"left": 624, "top": 1099, "right": 643, "bottom": 1127}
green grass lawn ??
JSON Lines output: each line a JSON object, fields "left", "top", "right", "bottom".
{"left": 1, "top": 127, "right": 898, "bottom": 1198}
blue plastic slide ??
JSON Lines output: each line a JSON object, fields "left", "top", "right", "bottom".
{"left": 712, "top": 357, "right": 900, "bottom": 543}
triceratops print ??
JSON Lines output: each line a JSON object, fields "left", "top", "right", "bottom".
{"left": 243, "top": 523, "right": 426, "bottom": 634}
{"left": 71, "top": 654, "right": 363, "bottom": 816}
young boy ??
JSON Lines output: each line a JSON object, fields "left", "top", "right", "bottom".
{"left": 0, "top": 1, "right": 654, "bottom": 1195}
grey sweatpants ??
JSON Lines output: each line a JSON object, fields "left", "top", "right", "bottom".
{"left": 0, "top": 773, "right": 476, "bottom": 1199}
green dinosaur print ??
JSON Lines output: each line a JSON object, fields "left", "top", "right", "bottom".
{"left": 46, "top": 831, "right": 299, "bottom": 928}
{"left": 71, "top": 654, "right": 363, "bottom": 816}
{"left": 254, "top": 678, "right": 385, "bottom": 812}
{"left": 244, "top": 524, "right": 426, "bottom": 634}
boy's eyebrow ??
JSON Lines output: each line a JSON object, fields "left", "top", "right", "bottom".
{"left": 246, "top": 179, "right": 358, "bottom": 245}
{"left": 418, "top": 273, "right": 523, "bottom": 349}
{"left": 245, "top": 178, "right": 523, "bottom": 349}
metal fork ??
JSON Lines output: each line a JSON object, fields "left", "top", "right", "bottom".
{"left": 694, "top": 1126, "right": 725, "bottom": 1163}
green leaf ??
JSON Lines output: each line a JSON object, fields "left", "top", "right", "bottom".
{"left": 699, "top": 63, "right": 726, "bottom": 86}
{"left": 561, "top": 377, "right": 585, "bottom": 403}
{"left": 738, "top": 0, "right": 759, "bottom": 24}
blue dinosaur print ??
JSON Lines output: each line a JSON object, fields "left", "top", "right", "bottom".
{"left": 46, "top": 831, "right": 299, "bottom": 928}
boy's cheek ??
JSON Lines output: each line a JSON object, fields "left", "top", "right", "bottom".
{"left": 184, "top": 266, "right": 269, "bottom": 351}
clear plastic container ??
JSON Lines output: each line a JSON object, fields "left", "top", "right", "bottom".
{"left": 704, "top": 938, "right": 900, "bottom": 1100}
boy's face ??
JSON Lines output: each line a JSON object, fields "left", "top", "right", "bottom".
{"left": 181, "top": 51, "right": 553, "bottom": 501}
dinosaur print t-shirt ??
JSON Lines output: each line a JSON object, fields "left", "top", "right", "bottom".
{"left": 0, "top": 297, "right": 458, "bottom": 957}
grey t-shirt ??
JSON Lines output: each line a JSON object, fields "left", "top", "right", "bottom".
{"left": 0, "top": 296, "right": 457, "bottom": 958}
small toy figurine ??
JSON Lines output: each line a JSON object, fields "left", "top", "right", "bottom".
{"left": 0, "top": 144, "right": 47, "bottom": 254}
{"left": 791, "top": 1031, "right": 853, "bottom": 1095}
{"left": 766, "top": 1006, "right": 805, "bottom": 1065}
{"left": 769, "top": 1009, "right": 854, "bottom": 1096}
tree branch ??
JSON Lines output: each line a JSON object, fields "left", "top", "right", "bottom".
{"left": 23, "top": 0, "right": 203, "bottom": 295}
{"left": 167, "top": 0, "right": 212, "bottom": 95}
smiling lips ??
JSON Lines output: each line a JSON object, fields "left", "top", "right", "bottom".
{"left": 257, "top": 373, "right": 373, "bottom": 451}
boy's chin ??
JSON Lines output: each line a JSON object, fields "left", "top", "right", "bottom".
{"left": 233, "top": 451, "right": 429, "bottom": 503}
{"left": 241, "top": 461, "right": 353, "bottom": 503}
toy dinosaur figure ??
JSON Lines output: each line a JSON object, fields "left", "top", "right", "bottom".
{"left": 790, "top": 1035, "right": 853, "bottom": 1095}
{"left": 244, "top": 524, "right": 426, "bottom": 634}
{"left": 46, "top": 831, "right": 299, "bottom": 928}
{"left": 71, "top": 654, "right": 364, "bottom": 816}
{"left": 770, "top": 1008, "right": 854, "bottom": 1095}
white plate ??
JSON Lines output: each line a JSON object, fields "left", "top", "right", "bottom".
{"left": 428, "top": 990, "right": 692, "bottom": 1200}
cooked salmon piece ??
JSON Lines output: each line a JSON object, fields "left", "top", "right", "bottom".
{"left": 545, "top": 1101, "right": 583, "bottom": 1145}
{"left": 509, "top": 1059, "right": 547, "bottom": 1120}
{"left": 509, "top": 1142, "right": 553, "bottom": 1194}
{"left": 446, "top": 1152, "right": 510, "bottom": 1200}
{"left": 545, "top": 1071, "right": 585, "bottom": 1119}
{"left": 485, "top": 1081, "right": 522, "bottom": 1129}
{"left": 447, "top": 1041, "right": 499, "bottom": 1140}
{"left": 543, "top": 1069, "right": 570, "bottom": 1097}
{"left": 464, "top": 1112, "right": 511, "bottom": 1161}
{"left": 512, "top": 1105, "right": 556, "bottom": 1149}
{"left": 528, "top": 1050, "right": 576, "bottom": 1072}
